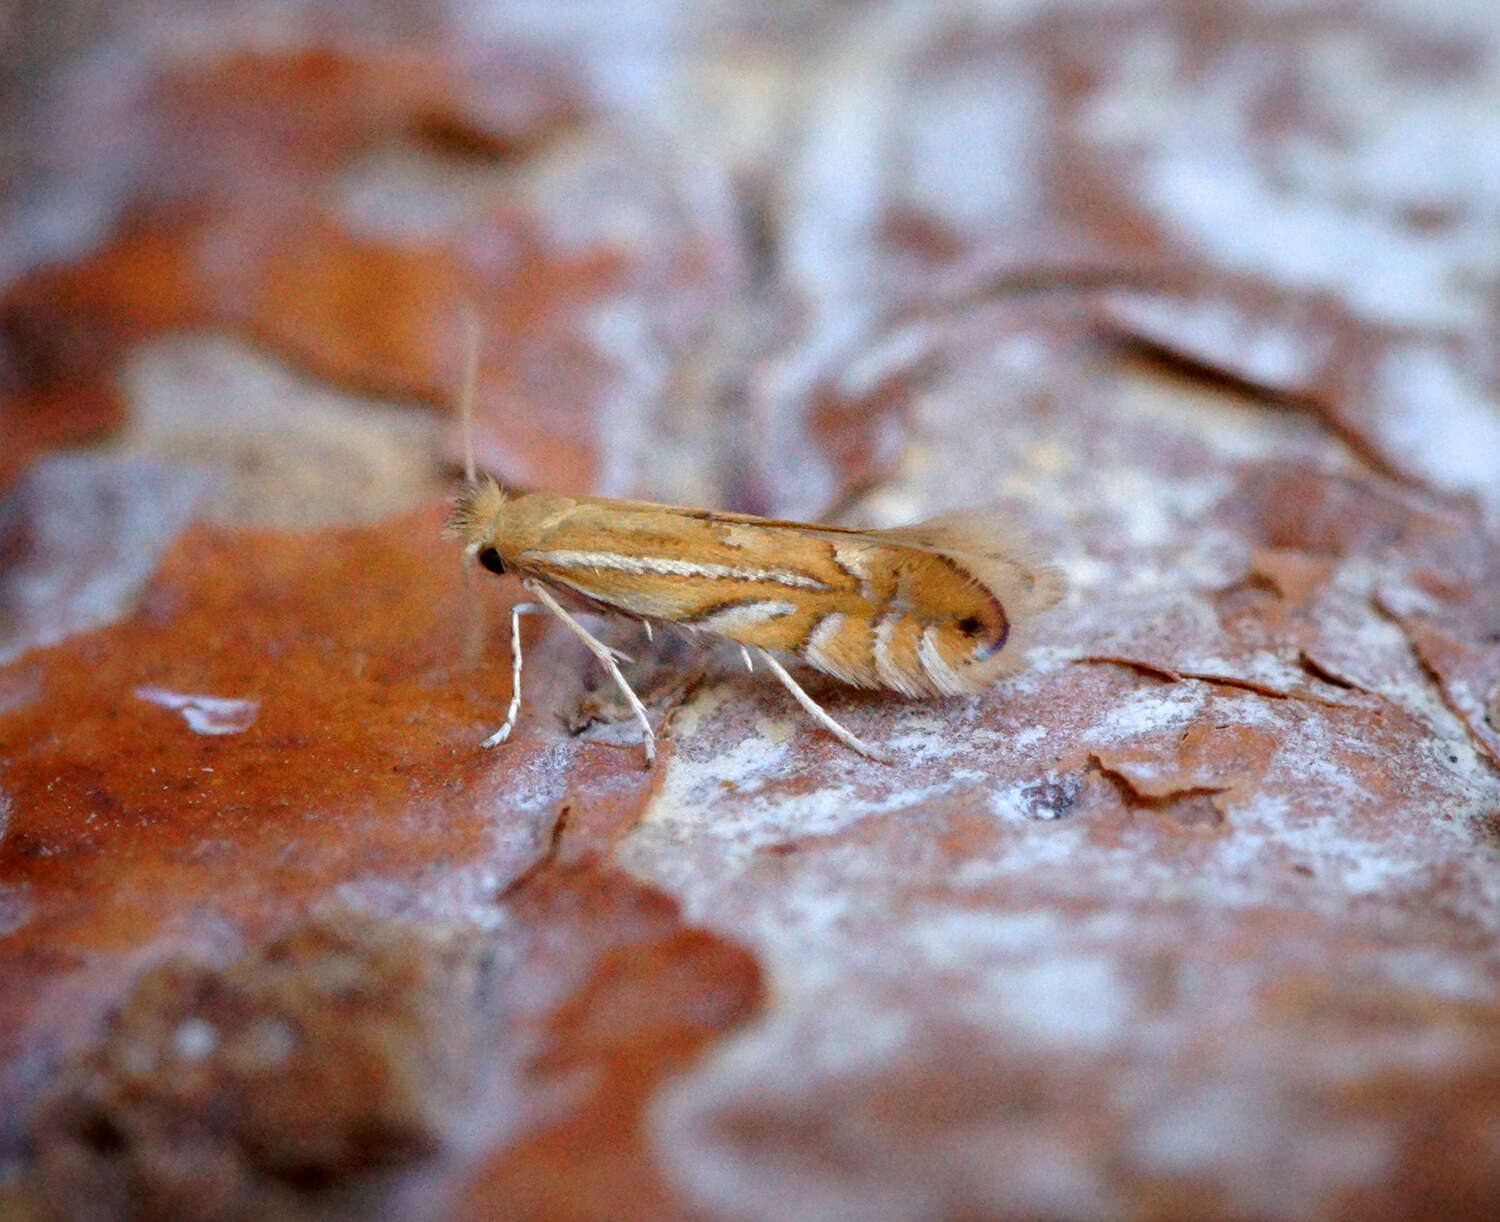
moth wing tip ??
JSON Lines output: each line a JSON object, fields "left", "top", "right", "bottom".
{"left": 938, "top": 512, "right": 1065, "bottom": 621}
{"left": 1021, "top": 561, "right": 1066, "bottom": 617}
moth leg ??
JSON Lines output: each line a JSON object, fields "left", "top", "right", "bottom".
{"left": 756, "top": 649, "right": 891, "bottom": 764}
{"left": 740, "top": 646, "right": 754, "bottom": 672}
{"left": 527, "top": 581, "right": 656, "bottom": 766}
{"left": 481, "top": 601, "right": 541, "bottom": 749}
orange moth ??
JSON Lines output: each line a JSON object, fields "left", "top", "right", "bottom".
{"left": 447, "top": 330, "right": 1060, "bottom": 765}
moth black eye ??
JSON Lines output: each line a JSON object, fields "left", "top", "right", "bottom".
{"left": 956, "top": 615, "right": 984, "bottom": 637}
{"left": 476, "top": 547, "right": 506, "bottom": 575}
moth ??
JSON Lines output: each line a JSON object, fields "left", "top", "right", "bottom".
{"left": 447, "top": 324, "right": 1059, "bottom": 765}
{"left": 449, "top": 479, "right": 1060, "bottom": 765}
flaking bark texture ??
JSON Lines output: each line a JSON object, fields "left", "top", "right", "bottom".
{"left": 3, "top": 3, "right": 1500, "bottom": 1220}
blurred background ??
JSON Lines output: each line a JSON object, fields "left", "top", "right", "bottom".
{"left": 3, "top": 2, "right": 1500, "bottom": 1220}
{"left": 8, "top": 0, "right": 1495, "bottom": 529}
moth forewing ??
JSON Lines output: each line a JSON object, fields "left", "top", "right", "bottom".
{"left": 451, "top": 483, "right": 1060, "bottom": 763}
{"left": 867, "top": 509, "right": 1065, "bottom": 692}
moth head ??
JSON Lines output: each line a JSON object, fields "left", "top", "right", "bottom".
{"left": 446, "top": 478, "right": 509, "bottom": 572}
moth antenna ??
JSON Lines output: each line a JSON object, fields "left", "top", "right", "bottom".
{"left": 453, "top": 307, "right": 487, "bottom": 669}
{"left": 458, "top": 306, "right": 481, "bottom": 487}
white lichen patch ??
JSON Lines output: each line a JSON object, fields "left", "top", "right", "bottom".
{"left": 133, "top": 687, "right": 260, "bottom": 736}
{"left": 635, "top": 685, "right": 991, "bottom": 857}
{"left": 1105, "top": 291, "right": 1335, "bottom": 392}
{"left": 1080, "top": 680, "right": 1209, "bottom": 744}
{"left": 897, "top": 59, "right": 1048, "bottom": 232}
{"left": 0, "top": 883, "right": 32, "bottom": 938}
{"left": 1092, "top": 52, "right": 1494, "bottom": 332}
{"left": 1111, "top": 346, "right": 1344, "bottom": 464}
{"left": 114, "top": 334, "right": 443, "bottom": 527}
{"left": 1371, "top": 344, "right": 1500, "bottom": 519}
{"left": 334, "top": 144, "right": 517, "bottom": 243}
{"left": 334, "top": 739, "right": 574, "bottom": 931}
{"left": 0, "top": 455, "right": 210, "bottom": 667}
